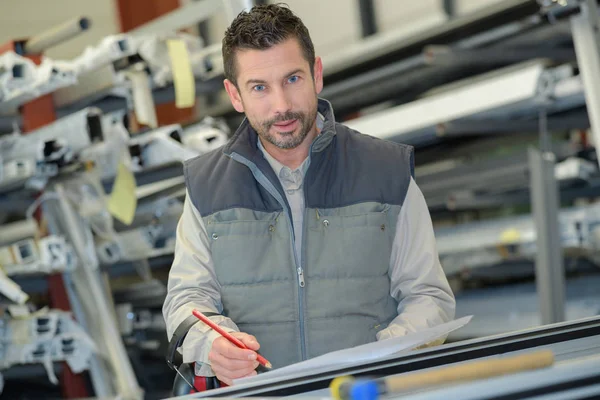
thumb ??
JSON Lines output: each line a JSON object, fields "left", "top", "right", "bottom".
{"left": 231, "top": 332, "right": 260, "bottom": 351}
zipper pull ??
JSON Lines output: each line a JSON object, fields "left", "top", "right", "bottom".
{"left": 315, "top": 209, "right": 320, "bottom": 220}
{"left": 297, "top": 267, "right": 305, "bottom": 287}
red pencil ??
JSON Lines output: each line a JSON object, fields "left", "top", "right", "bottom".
{"left": 192, "top": 309, "right": 272, "bottom": 369}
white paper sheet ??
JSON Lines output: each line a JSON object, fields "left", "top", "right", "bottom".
{"left": 233, "top": 315, "right": 473, "bottom": 386}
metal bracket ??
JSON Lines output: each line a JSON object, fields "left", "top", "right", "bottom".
{"left": 534, "top": 64, "right": 574, "bottom": 107}
{"left": 534, "top": 66, "right": 573, "bottom": 153}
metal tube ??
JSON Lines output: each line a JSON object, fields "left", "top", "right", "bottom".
{"left": 424, "top": 46, "right": 576, "bottom": 66}
{"left": 61, "top": 272, "right": 115, "bottom": 398}
{"left": 0, "top": 219, "right": 38, "bottom": 247}
{"left": 52, "top": 184, "right": 143, "bottom": 399}
{"left": 357, "top": 0, "right": 377, "bottom": 37}
{"left": 529, "top": 146, "right": 566, "bottom": 325}
{"left": 321, "top": 55, "right": 426, "bottom": 101}
{"left": 440, "top": 109, "right": 590, "bottom": 136}
{"left": 323, "top": 0, "right": 539, "bottom": 79}
{"left": 24, "top": 17, "right": 90, "bottom": 54}
{"left": 443, "top": 0, "right": 456, "bottom": 18}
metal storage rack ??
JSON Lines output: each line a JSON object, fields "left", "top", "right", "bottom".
{"left": 3, "top": 1, "right": 600, "bottom": 397}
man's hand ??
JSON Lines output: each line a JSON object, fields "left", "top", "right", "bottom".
{"left": 208, "top": 332, "right": 260, "bottom": 385}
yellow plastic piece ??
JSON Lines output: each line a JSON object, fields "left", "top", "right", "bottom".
{"left": 330, "top": 376, "right": 354, "bottom": 400}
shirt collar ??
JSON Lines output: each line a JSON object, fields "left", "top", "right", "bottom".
{"left": 257, "top": 112, "right": 324, "bottom": 180}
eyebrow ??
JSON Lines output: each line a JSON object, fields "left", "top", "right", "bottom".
{"left": 283, "top": 69, "right": 303, "bottom": 78}
{"left": 244, "top": 69, "right": 305, "bottom": 88}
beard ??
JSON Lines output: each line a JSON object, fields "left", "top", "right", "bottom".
{"left": 252, "top": 106, "right": 318, "bottom": 150}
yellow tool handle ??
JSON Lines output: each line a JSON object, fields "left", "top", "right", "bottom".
{"left": 386, "top": 349, "right": 554, "bottom": 393}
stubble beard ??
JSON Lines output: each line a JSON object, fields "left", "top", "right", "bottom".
{"left": 254, "top": 107, "right": 318, "bottom": 150}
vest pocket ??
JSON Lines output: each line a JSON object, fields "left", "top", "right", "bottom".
{"left": 206, "top": 213, "right": 292, "bottom": 286}
{"left": 307, "top": 203, "right": 396, "bottom": 279}
{"left": 205, "top": 211, "right": 298, "bottom": 329}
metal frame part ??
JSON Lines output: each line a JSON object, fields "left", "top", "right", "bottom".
{"left": 42, "top": 182, "right": 143, "bottom": 399}
{"left": 570, "top": 0, "right": 600, "bottom": 168}
{"left": 529, "top": 147, "right": 566, "bottom": 324}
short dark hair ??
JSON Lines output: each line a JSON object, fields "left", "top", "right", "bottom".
{"left": 222, "top": 3, "right": 315, "bottom": 87}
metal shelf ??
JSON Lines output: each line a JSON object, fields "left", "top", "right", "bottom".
{"left": 0, "top": 185, "right": 38, "bottom": 216}
{"left": 323, "top": 0, "right": 542, "bottom": 83}
{"left": 0, "top": 67, "right": 77, "bottom": 115}
{"left": 0, "top": 0, "right": 556, "bottom": 130}
{"left": 3, "top": 5, "right": 600, "bottom": 397}
{"left": 1, "top": 362, "right": 63, "bottom": 380}
{"left": 104, "top": 253, "right": 173, "bottom": 280}
{"left": 0, "top": 161, "right": 93, "bottom": 216}
{"left": 436, "top": 201, "right": 600, "bottom": 276}
{"left": 451, "top": 272, "right": 600, "bottom": 340}
{"left": 419, "top": 147, "right": 597, "bottom": 212}
{"left": 101, "top": 160, "right": 183, "bottom": 195}
{"left": 0, "top": 158, "right": 184, "bottom": 220}
{"left": 112, "top": 279, "right": 167, "bottom": 308}
{"left": 54, "top": 66, "right": 223, "bottom": 119}
{"left": 195, "top": 0, "right": 572, "bottom": 120}
{"left": 345, "top": 61, "right": 585, "bottom": 146}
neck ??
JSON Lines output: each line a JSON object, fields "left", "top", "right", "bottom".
{"left": 260, "top": 122, "right": 318, "bottom": 170}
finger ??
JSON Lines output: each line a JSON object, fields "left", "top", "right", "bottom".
{"left": 213, "top": 365, "right": 256, "bottom": 380}
{"left": 231, "top": 332, "right": 261, "bottom": 351}
{"left": 209, "top": 348, "right": 259, "bottom": 371}
{"left": 218, "top": 369, "right": 256, "bottom": 386}
{"left": 212, "top": 360, "right": 258, "bottom": 382}
{"left": 243, "top": 370, "right": 258, "bottom": 378}
{"left": 209, "top": 350, "right": 259, "bottom": 372}
{"left": 214, "top": 337, "right": 258, "bottom": 360}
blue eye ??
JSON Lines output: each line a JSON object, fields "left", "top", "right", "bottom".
{"left": 288, "top": 75, "right": 299, "bottom": 84}
{"left": 253, "top": 85, "right": 266, "bottom": 92}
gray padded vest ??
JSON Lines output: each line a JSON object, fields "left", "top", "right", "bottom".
{"left": 184, "top": 99, "right": 414, "bottom": 368}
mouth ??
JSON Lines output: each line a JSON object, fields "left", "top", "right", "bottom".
{"left": 272, "top": 119, "right": 298, "bottom": 131}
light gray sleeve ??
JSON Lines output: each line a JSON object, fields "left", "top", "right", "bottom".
{"left": 162, "top": 190, "right": 239, "bottom": 375}
{"left": 376, "top": 177, "right": 456, "bottom": 343}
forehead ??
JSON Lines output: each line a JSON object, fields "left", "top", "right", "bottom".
{"left": 235, "top": 38, "right": 309, "bottom": 82}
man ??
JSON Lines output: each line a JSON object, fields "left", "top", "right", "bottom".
{"left": 163, "top": 3, "right": 455, "bottom": 386}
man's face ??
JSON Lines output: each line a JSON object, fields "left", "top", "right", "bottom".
{"left": 224, "top": 38, "right": 323, "bottom": 150}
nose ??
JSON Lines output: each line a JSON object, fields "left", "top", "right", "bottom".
{"left": 272, "top": 87, "right": 292, "bottom": 115}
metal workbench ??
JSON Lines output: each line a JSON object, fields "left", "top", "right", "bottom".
{"left": 168, "top": 315, "right": 600, "bottom": 399}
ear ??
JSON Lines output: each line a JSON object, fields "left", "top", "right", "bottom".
{"left": 224, "top": 79, "right": 245, "bottom": 113}
{"left": 313, "top": 56, "right": 323, "bottom": 94}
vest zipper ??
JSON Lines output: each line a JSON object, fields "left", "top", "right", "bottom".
{"left": 229, "top": 152, "right": 307, "bottom": 361}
